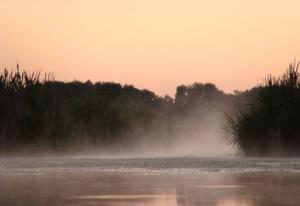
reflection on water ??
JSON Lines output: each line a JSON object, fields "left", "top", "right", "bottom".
{"left": 74, "top": 194, "right": 178, "bottom": 206}
{"left": 1, "top": 171, "right": 300, "bottom": 206}
{"left": 217, "top": 197, "right": 253, "bottom": 206}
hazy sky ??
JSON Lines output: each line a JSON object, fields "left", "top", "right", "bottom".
{"left": 1, "top": 0, "right": 300, "bottom": 96}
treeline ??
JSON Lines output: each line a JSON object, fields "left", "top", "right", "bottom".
{"left": 0, "top": 66, "right": 166, "bottom": 153}
{"left": 1, "top": 62, "right": 300, "bottom": 156}
{"left": 0, "top": 65, "right": 231, "bottom": 154}
{"left": 227, "top": 62, "right": 300, "bottom": 156}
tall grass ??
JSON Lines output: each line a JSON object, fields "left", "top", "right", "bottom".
{"left": 0, "top": 65, "right": 165, "bottom": 153}
{"left": 226, "top": 62, "right": 300, "bottom": 156}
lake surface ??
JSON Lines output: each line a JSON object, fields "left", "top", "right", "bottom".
{"left": 1, "top": 157, "right": 300, "bottom": 206}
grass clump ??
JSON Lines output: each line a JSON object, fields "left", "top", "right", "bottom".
{"left": 226, "top": 62, "right": 300, "bottom": 156}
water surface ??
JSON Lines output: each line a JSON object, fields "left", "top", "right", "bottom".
{"left": 1, "top": 157, "right": 300, "bottom": 206}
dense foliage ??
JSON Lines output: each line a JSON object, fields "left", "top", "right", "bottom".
{"left": 0, "top": 65, "right": 170, "bottom": 153}
{"left": 227, "top": 62, "right": 300, "bottom": 156}
{"left": 0, "top": 65, "right": 229, "bottom": 154}
{"left": 3, "top": 62, "right": 300, "bottom": 156}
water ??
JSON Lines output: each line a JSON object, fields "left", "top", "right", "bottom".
{"left": 2, "top": 157, "right": 300, "bottom": 174}
{"left": 1, "top": 157, "right": 300, "bottom": 205}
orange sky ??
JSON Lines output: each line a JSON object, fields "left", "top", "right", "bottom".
{"left": 1, "top": 0, "right": 300, "bottom": 96}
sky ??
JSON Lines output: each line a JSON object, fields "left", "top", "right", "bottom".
{"left": 0, "top": 0, "right": 300, "bottom": 96}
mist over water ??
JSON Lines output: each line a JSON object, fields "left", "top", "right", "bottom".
{"left": 116, "top": 95, "right": 235, "bottom": 158}
{"left": 2, "top": 65, "right": 300, "bottom": 206}
{"left": 57, "top": 107, "right": 234, "bottom": 158}
{"left": 126, "top": 114, "right": 234, "bottom": 158}
{"left": 1, "top": 0, "right": 300, "bottom": 204}
{"left": 0, "top": 72, "right": 298, "bottom": 206}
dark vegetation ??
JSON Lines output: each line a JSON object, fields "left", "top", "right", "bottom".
{"left": 227, "top": 62, "right": 300, "bottom": 156}
{"left": 0, "top": 65, "right": 229, "bottom": 154}
{"left": 1, "top": 62, "right": 300, "bottom": 156}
